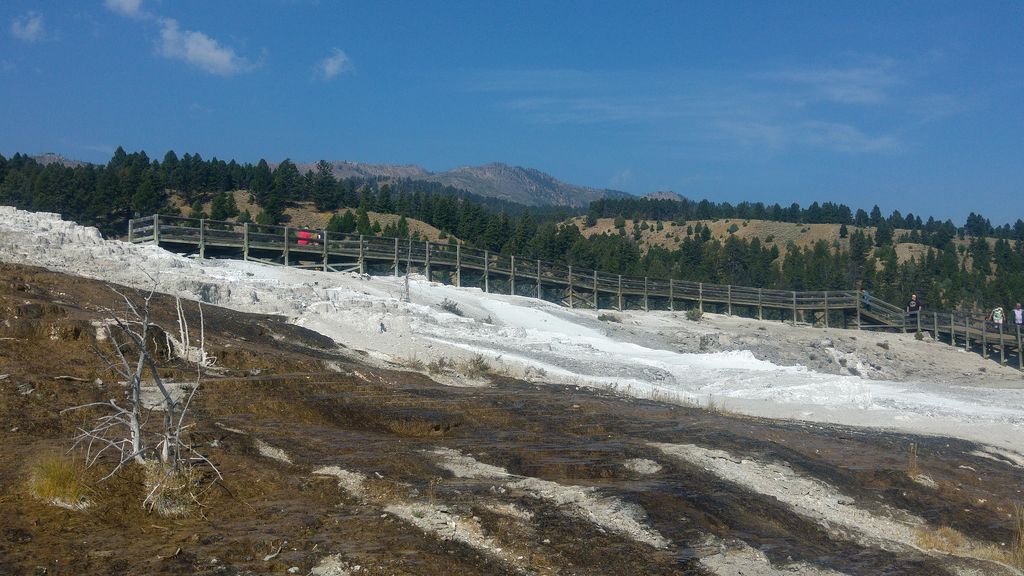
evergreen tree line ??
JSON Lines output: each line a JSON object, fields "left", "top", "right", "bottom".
{"left": 0, "top": 150, "right": 571, "bottom": 234}
{"left": 1, "top": 148, "right": 1022, "bottom": 312}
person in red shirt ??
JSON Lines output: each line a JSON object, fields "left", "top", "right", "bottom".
{"left": 297, "top": 229, "right": 320, "bottom": 246}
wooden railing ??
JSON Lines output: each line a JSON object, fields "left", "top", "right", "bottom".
{"left": 128, "top": 214, "right": 1023, "bottom": 371}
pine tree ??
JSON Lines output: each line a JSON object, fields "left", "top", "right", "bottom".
{"left": 312, "top": 160, "right": 337, "bottom": 211}
{"left": 251, "top": 159, "right": 273, "bottom": 205}
{"left": 131, "top": 175, "right": 162, "bottom": 217}
{"left": 377, "top": 184, "right": 394, "bottom": 213}
{"left": 210, "top": 191, "right": 239, "bottom": 220}
{"left": 190, "top": 200, "right": 208, "bottom": 220}
{"left": 355, "top": 207, "right": 371, "bottom": 235}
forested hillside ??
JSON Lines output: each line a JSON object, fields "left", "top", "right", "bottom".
{"left": 1, "top": 148, "right": 1022, "bottom": 312}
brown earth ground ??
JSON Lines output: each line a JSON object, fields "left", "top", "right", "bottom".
{"left": 2, "top": 263, "right": 1023, "bottom": 575}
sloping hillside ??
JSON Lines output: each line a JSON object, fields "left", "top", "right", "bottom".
{"left": 569, "top": 217, "right": 984, "bottom": 265}
{"left": 176, "top": 190, "right": 453, "bottom": 242}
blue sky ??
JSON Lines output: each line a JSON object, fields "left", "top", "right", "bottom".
{"left": 2, "top": 1, "right": 1022, "bottom": 224}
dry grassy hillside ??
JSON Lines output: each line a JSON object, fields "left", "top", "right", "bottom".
{"left": 172, "top": 190, "right": 452, "bottom": 242}
{"left": 568, "top": 216, "right": 987, "bottom": 265}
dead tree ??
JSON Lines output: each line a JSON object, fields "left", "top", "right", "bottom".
{"left": 64, "top": 285, "right": 220, "bottom": 512}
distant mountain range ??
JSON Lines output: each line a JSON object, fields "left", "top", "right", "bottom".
{"left": 303, "top": 161, "right": 632, "bottom": 208}
{"left": 29, "top": 153, "right": 88, "bottom": 168}
{"left": 30, "top": 153, "right": 634, "bottom": 209}
{"left": 643, "top": 190, "right": 685, "bottom": 202}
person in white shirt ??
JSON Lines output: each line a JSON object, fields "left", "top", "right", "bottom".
{"left": 991, "top": 306, "right": 1005, "bottom": 325}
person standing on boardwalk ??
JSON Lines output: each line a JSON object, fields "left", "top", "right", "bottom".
{"left": 990, "top": 306, "right": 1004, "bottom": 327}
{"left": 906, "top": 293, "right": 922, "bottom": 316}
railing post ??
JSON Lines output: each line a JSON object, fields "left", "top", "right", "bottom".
{"left": 484, "top": 250, "right": 490, "bottom": 293}
{"left": 536, "top": 259, "right": 542, "bottom": 299}
{"left": 456, "top": 243, "right": 462, "bottom": 287}
{"left": 243, "top": 222, "right": 249, "bottom": 261}
{"left": 982, "top": 320, "right": 988, "bottom": 359}
{"left": 394, "top": 237, "right": 399, "bottom": 277}
{"left": 727, "top": 285, "right": 732, "bottom": 316}
{"left": 323, "top": 230, "right": 330, "bottom": 272}
{"left": 153, "top": 214, "right": 160, "bottom": 245}
{"left": 128, "top": 218, "right": 134, "bottom": 243}
{"left": 423, "top": 240, "right": 429, "bottom": 281}
{"left": 358, "top": 235, "right": 366, "bottom": 275}
{"left": 199, "top": 218, "right": 206, "bottom": 259}
{"left": 1018, "top": 324, "right": 1023, "bottom": 371}
{"left": 568, "top": 265, "right": 574, "bottom": 308}
{"left": 933, "top": 312, "right": 938, "bottom": 340}
{"left": 950, "top": 313, "right": 955, "bottom": 346}
{"left": 699, "top": 283, "right": 704, "bottom": 313}
{"left": 283, "top": 226, "right": 290, "bottom": 267}
{"left": 758, "top": 288, "right": 763, "bottom": 320}
{"left": 511, "top": 255, "right": 516, "bottom": 295}
{"left": 916, "top": 311, "right": 921, "bottom": 334}
{"left": 643, "top": 277, "right": 649, "bottom": 312}
{"left": 617, "top": 275, "right": 623, "bottom": 311}
{"left": 856, "top": 291, "right": 861, "bottom": 330}
{"left": 792, "top": 291, "right": 797, "bottom": 324}
{"left": 823, "top": 292, "right": 829, "bottom": 328}
{"left": 593, "top": 270, "right": 599, "bottom": 311}
{"left": 669, "top": 279, "right": 674, "bottom": 312}
{"left": 965, "top": 316, "right": 970, "bottom": 351}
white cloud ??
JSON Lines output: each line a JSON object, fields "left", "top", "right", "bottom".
{"left": 315, "top": 48, "right": 351, "bottom": 80}
{"left": 798, "top": 121, "right": 901, "bottom": 153}
{"left": 474, "top": 66, "right": 918, "bottom": 155}
{"left": 10, "top": 11, "right": 44, "bottom": 42}
{"left": 716, "top": 120, "right": 901, "bottom": 154}
{"left": 103, "top": 0, "right": 144, "bottom": 18}
{"left": 157, "top": 18, "right": 250, "bottom": 76}
{"left": 769, "top": 61, "right": 899, "bottom": 105}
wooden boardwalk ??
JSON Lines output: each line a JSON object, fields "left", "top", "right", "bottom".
{"left": 128, "top": 215, "right": 1023, "bottom": 371}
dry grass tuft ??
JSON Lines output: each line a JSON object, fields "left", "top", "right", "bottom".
{"left": 916, "top": 511, "right": 1024, "bottom": 570}
{"left": 1012, "top": 503, "right": 1024, "bottom": 568}
{"left": 459, "top": 354, "right": 491, "bottom": 378}
{"left": 143, "top": 461, "right": 203, "bottom": 518}
{"left": 915, "top": 526, "right": 966, "bottom": 553}
{"left": 404, "top": 355, "right": 425, "bottom": 371}
{"left": 28, "top": 454, "right": 92, "bottom": 510}
{"left": 427, "top": 356, "right": 455, "bottom": 375}
{"left": 705, "top": 395, "right": 732, "bottom": 415}
{"left": 383, "top": 417, "right": 461, "bottom": 437}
